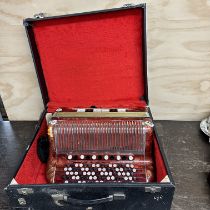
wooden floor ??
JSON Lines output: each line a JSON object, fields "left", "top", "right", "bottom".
{"left": 0, "top": 121, "right": 210, "bottom": 209}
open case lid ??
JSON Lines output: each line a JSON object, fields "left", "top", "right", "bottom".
{"left": 24, "top": 4, "right": 148, "bottom": 111}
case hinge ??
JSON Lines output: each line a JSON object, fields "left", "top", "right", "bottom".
{"left": 17, "top": 188, "right": 34, "bottom": 195}
{"left": 33, "top": 13, "right": 47, "bottom": 19}
{"left": 122, "top": 3, "right": 136, "bottom": 8}
{"left": 145, "top": 186, "right": 161, "bottom": 193}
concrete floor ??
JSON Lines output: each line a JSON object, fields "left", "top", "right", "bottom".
{"left": 0, "top": 121, "right": 210, "bottom": 209}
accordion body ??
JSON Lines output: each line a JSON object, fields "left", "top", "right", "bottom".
{"left": 46, "top": 109, "right": 155, "bottom": 184}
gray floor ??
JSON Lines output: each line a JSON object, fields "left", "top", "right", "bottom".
{"left": 0, "top": 121, "right": 210, "bottom": 209}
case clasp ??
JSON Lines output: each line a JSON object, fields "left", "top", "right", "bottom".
{"left": 145, "top": 186, "right": 161, "bottom": 193}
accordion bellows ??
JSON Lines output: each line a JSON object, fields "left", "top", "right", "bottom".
{"left": 46, "top": 111, "right": 155, "bottom": 184}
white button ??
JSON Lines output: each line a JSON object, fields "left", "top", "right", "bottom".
{"left": 133, "top": 168, "right": 137, "bottom": 172}
{"left": 117, "top": 155, "right": 121, "bottom": 161}
{"left": 126, "top": 164, "right": 130, "bottom": 168}
{"left": 104, "top": 172, "right": 108, "bottom": 176}
{"left": 122, "top": 172, "right": 125, "bottom": 176}
{"left": 83, "top": 172, "right": 87, "bottom": 175}
{"left": 66, "top": 171, "right": 69, "bottom": 175}
{"left": 87, "top": 172, "right": 91, "bottom": 176}
{"left": 104, "top": 155, "right": 109, "bottom": 160}
{"left": 113, "top": 164, "right": 117, "bottom": 167}
{"left": 79, "top": 164, "right": 83, "bottom": 167}
{"left": 70, "top": 172, "right": 74, "bottom": 175}
{"left": 107, "top": 176, "right": 110, "bottom": 180}
{"left": 127, "top": 172, "right": 130, "bottom": 176}
{"left": 92, "top": 172, "right": 95, "bottom": 175}
{"left": 109, "top": 164, "right": 112, "bottom": 167}
{"left": 68, "top": 167, "right": 72, "bottom": 171}
{"left": 92, "top": 155, "right": 97, "bottom": 160}
{"left": 124, "top": 177, "right": 128, "bottom": 180}
{"left": 80, "top": 155, "right": 85, "bottom": 159}
{"left": 129, "top": 156, "right": 134, "bottom": 161}
{"left": 118, "top": 172, "right": 121, "bottom": 176}
{"left": 109, "top": 172, "right": 112, "bottom": 176}
{"left": 72, "top": 176, "right": 75, "bottom": 180}
{"left": 120, "top": 168, "right": 123, "bottom": 172}
{"left": 68, "top": 155, "right": 72, "bottom": 160}
{"left": 75, "top": 171, "right": 78, "bottom": 175}
{"left": 64, "top": 167, "right": 68, "bottom": 171}
{"left": 75, "top": 163, "right": 79, "bottom": 167}
{"left": 64, "top": 180, "right": 68, "bottom": 183}
{"left": 96, "top": 164, "right": 100, "bottom": 167}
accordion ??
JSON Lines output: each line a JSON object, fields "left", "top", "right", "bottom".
{"left": 46, "top": 108, "right": 155, "bottom": 184}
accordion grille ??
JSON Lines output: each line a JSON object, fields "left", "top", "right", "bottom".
{"left": 51, "top": 119, "right": 146, "bottom": 154}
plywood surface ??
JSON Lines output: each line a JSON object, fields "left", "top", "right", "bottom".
{"left": 0, "top": 0, "right": 210, "bottom": 120}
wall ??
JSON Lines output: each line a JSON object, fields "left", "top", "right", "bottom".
{"left": 0, "top": 0, "right": 210, "bottom": 120}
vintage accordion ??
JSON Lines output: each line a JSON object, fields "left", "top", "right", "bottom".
{"left": 46, "top": 108, "right": 155, "bottom": 184}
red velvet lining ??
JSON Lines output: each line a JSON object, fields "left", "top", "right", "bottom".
{"left": 15, "top": 119, "right": 48, "bottom": 184}
{"left": 32, "top": 8, "right": 146, "bottom": 109}
{"left": 15, "top": 117, "right": 168, "bottom": 184}
{"left": 154, "top": 137, "right": 167, "bottom": 182}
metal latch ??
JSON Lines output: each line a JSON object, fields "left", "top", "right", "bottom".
{"left": 17, "top": 188, "right": 34, "bottom": 195}
{"left": 122, "top": 3, "right": 136, "bottom": 8}
{"left": 145, "top": 186, "right": 161, "bottom": 193}
{"left": 33, "top": 13, "right": 46, "bottom": 19}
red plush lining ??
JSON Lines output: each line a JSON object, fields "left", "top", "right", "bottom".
{"left": 32, "top": 8, "right": 146, "bottom": 109}
{"left": 154, "top": 137, "right": 167, "bottom": 182}
{"left": 15, "top": 116, "right": 168, "bottom": 184}
{"left": 15, "top": 119, "right": 48, "bottom": 184}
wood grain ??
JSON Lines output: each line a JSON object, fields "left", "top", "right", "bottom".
{"left": 0, "top": 0, "right": 210, "bottom": 120}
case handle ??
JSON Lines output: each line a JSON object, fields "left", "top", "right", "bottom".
{"left": 51, "top": 193, "right": 126, "bottom": 206}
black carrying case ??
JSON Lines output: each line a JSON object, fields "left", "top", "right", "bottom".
{"left": 5, "top": 4, "right": 175, "bottom": 210}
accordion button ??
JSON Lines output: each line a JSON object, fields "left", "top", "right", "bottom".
{"left": 68, "top": 155, "right": 73, "bottom": 160}
{"left": 89, "top": 176, "right": 93, "bottom": 180}
{"left": 126, "top": 164, "right": 130, "bottom": 168}
{"left": 75, "top": 163, "right": 79, "bottom": 167}
{"left": 66, "top": 171, "right": 69, "bottom": 175}
{"left": 96, "top": 164, "right": 100, "bottom": 167}
{"left": 120, "top": 168, "right": 123, "bottom": 172}
{"left": 129, "top": 177, "right": 132, "bottom": 180}
{"left": 68, "top": 167, "right": 72, "bottom": 171}
{"left": 118, "top": 172, "right": 121, "bottom": 176}
{"left": 117, "top": 155, "right": 121, "bottom": 161}
{"left": 70, "top": 172, "right": 74, "bottom": 175}
{"left": 64, "top": 180, "right": 69, "bottom": 183}
{"left": 133, "top": 168, "right": 137, "bottom": 172}
{"left": 64, "top": 167, "right": 68, "bottom": 171}
{"left": 109, "top": 172, "right": 112, "bottom": 176}
{"left": 85, "top": 168, "right": 89, "bottom": 171}
{"left": 83, "top": 172, "right": 87, "bottom": 175}
{"left": 92, "top": 164, "right": 96, "bottom": 167}
{"left": 124, "top": 177, "right": 128, "bottom": 181}
{"left": 127, "top": 172, "right": 130, "bottom": 176}
{"left": 93, "top": 176, "right": 97, "bottom": 180}
{"left": 109, "top": 164, "right": 112, "bottom": 167}
{"left": 107, "top": 176, "right": 110, "bottom": 180}
{"left": 72, "top": 176, "right": 75, "bottom": 180}
{"left": 87, "top": 172, "right": 91, "bottom": 176}
{"left": 98, "top": 168, "right": 101, "bottom": 171}
{"left": 76, "top": 176, "right": 80, "bottom": 180}
{"left": 116, "top": 168, "right": 119, "bottom": 172}
{"left": 113, "top": 164, "right": 117, "bottom": 168}
{"left": 92, "top": 172, "right": 95, "bottom": 175}
{"left": 129, "top": 156, "right": 134, "bottom": 161}
{"left": 130, "top": 164, "right": 134, "bottom": 168}
{"left": 104, "top": 155, "right": 109, "bottom": 160}
{"left": 92, "top": 155, "right": 97, "bottom": 160}
{"left": 111, "top": 176, "right": 115, "bottom": 180}
{"left": 75, "top": 172, "right": 78, "bottom": 175}
{"left": 79, "top": 164, "right": 83, "bottom": 167}
{"left": 80, "top": 155, "right": 85, "bottom": 159}
{"left": 104, "top": 172, "right": 108, "bottom": 176}
{"left": 122, "top": 172, "right": 125, "bottom": 176}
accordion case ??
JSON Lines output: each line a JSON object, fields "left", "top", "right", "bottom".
{"left": 5, "top": 4, "right": 175, "bottom": 210}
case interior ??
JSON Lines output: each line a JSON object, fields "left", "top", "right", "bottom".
{"left": 13, "top": 7, "right": 169, "bottom": 185}
{"left": 31, "top": 8, "right": 147, "bottom": 110}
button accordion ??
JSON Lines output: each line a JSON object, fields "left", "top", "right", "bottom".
{"left": 46, "top": 108, "right": 155, "bottom": 184}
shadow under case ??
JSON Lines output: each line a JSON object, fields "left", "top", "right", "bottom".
{"left": 5, "top": 4, "right": 175, "bottom": 210}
